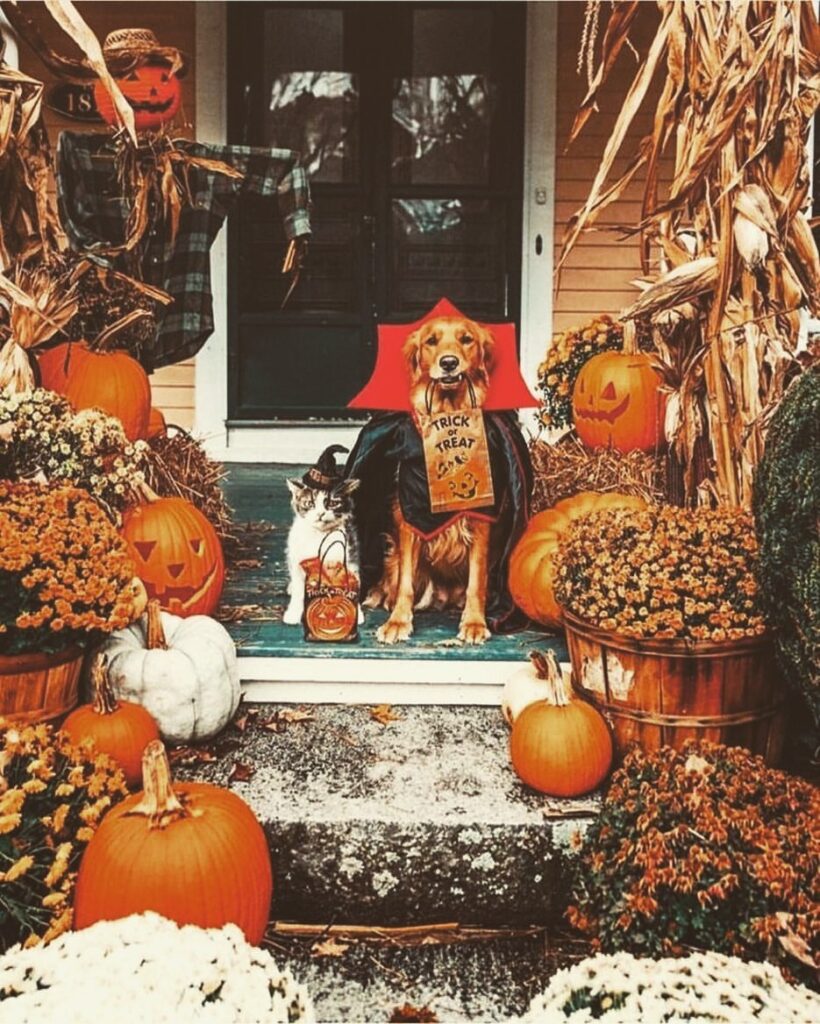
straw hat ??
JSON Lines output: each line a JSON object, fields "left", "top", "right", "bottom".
{"left": 101, "top": 28, "right": 188, "bottom": 78}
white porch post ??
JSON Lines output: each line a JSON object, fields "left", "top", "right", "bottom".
{"left": 194, "top": 1, "right": 231, "bottom": 457}
{"left": 518, "top": 1, "right": 558, "bottom": 433}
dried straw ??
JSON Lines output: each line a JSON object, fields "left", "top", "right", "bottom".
{"left": 530, "top": 434, "right": 665, "bottom": 513}
{"left": 143, "top": 427, "right": 235, "bottom": 545}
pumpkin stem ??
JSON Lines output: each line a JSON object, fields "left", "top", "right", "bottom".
{"left": 128, "top": 740, "right": 189, "bottom": 829}
{"left": 146, "top": 599, "right": 168, "bottom": 650}
{"left": 90, "top": 654, "right": 119, "bottom": 715}
{"left": 134, "top": 479, "right": 160, "bottom": 504}
{"left": 529, "top": 649, "right": 571, "bottom": 707}
{"left": 621, "top": 318, "right": 639, "bottom": 355}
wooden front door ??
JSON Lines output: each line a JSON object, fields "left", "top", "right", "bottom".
{"left": 227, "top": 2, "right": 525, "bottom": 421}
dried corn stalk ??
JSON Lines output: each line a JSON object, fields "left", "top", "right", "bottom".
{"left": 0, "top": 259, "right": 80, "bottom": 392}
{"left": 559, "top": 1, "right": 820, "bottom": 506}
{"left": 0, "top": 45, "right": 61, "bottom": 268}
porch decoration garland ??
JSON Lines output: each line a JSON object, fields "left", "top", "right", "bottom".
{"left": 0, "top": 912, "right": 315, "bottom": 1023}
{"left": 560, "top": 1, "right": 820, "bottom": 506}
{"left": 555, "top": 505, "right": 765, "bottom": 642}
{"left": 565, "top": 742, "right": 820, "bottom": 987}
{"left": 0, "top": 482, "right": 140, "bottom": 656}
{"left": 520, "top": 950, "right": 820, "bottom": 1023}
{"left": 0, "top": 720, "right": 128, "bottom": 951}
{"left": 0, "top": 389, "right": 148, "bottom": 521}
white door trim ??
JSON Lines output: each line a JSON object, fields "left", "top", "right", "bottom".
{"left": 195, "top": 2, "right": 556, "bottom": 464}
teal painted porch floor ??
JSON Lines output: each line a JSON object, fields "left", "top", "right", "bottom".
{"left": 220, "top": 464, "right": 566, "bottom": 662}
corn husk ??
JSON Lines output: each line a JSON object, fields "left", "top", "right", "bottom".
{"left": 562, "top": 0, "right": 820, "bottom": 506}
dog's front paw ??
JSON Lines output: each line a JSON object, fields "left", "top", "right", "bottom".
{"left": 282, "top": 604, "right": 303, "bottom": 625}
{"left": 458, "top": 619, "right": 491, "bottom": 645}
{"left": 376, "top": 617, "right": 413, "bottom": 644}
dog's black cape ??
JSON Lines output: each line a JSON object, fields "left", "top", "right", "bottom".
{"left": 345, "top": 411, "right": 533, "bottom": 633}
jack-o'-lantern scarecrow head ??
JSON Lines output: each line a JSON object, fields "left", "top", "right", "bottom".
{"left": 94, "top": 28, "right": 186, "bottom": 131}
{"left": 122, "top": 495, "right": 224, "bottom": 618}
{"left": 571, "top": 350, "right": 666, "bottom": 453}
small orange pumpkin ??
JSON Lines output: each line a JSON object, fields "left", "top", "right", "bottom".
{"left": 510, "top": 651, "right": 612, "bottom": 797}
{"left": 572, "top": 348, "right": 666, "bottom": 453}
{"left": 94, "top": 63, "right": 182, "bottom": 131}
{"left": 38, "top": 342, "right": 151, "bottom": 441}
{"left": 122, "top": 488, "right": 225, "bottom": 617}
{"left": 509, "top": 491, "right": 646, "bottom": 628}
{"left": 74, "top": 740, "right": 272, "bottom": 944}
{"left": 62, "top": 655, "right": 160, "bottom": 788}
{"left": 147, "top": 406, "right": 167, "bottom": 438}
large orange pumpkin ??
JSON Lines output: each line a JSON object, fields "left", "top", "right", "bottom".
{"left": 38, "top": 342, "right": 151, "bottom": 441}
{"left": 572, "top": 350, "right": 666, "bottom": 453}
{"left": 94, "top": 64, "right": 182, "bottom": 131}
{"left": 74, "top": 741, "right": 272, "bottom": 944}
{"left": 122, "top": 491, "right": 225, "bottom": 617}
{"left": 509, "top": 491, "right": 646, "bottom": 628}
{"left": 510, "top": 650, "right": 612, "bottom": 797}
{"left": 62, "top": 655, "right": 159, "bottom": 788}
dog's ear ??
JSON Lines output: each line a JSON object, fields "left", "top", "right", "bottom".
{"left": 474, "top": 323, "right": 495, "bottom": 372}
{"left": 402, "top": 327, "right": 423, "bottom": 374}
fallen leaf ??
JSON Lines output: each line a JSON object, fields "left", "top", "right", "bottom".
{"left": 215, "top": 604, "right": 278, "bottom": 623}
{"left": 168, "top": 746, "right": 217, "bottom": 766}
{"left": 389, "top": 1005, "right": 439, "bottom": 1023}
{"left": 310, "top": 936, "right": 350, "bottom": 958}
{"left": 261, "top": 707, "right": 315, "bottom": 732}
{"left": 234, "top": 559, "right": 264, "bottom": 569}
{"left": 231, "top": 707, "right": 260, "bottom": 733}
{"left": 228, "top": 761, "right": 255, "bottom": 783}
{"left": 370, "top": 704, "right": 402, "bottom": 726}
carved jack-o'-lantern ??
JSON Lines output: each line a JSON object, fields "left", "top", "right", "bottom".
{"left": 572, "top": 350, "right": 666, "bottom": 453}
{"left": 94, "top": 63, "right": 182, "bottom": 131}
{"left": 122, "top": 494, "right": 224, "bottom": 618}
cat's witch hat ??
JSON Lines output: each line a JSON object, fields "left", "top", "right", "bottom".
{"left": 302, "top": 445, "right": 349, "bottom": 491}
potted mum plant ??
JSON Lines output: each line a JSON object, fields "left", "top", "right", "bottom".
{"left": 555, "top": 505, "right": 785, "bottom": 764}
{"left": 0, "top": 481, "right": 144, "bottom": 723}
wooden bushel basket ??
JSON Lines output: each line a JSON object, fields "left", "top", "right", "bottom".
{"left": 0, "top": 647, "right": 83, "bottom": 724}
{"left": 563, "top": 611, "right": 786, "bottom": 765}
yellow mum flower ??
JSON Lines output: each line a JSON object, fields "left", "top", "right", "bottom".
{"left": 0, "top": 813, "right": 22, "bottom": 835}
{"left": 2, "top": 854, "right": 35, "bottom": 882}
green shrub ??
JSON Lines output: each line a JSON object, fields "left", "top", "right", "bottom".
{"left": 753, "top": 367, "right": 820, "bottom": 727}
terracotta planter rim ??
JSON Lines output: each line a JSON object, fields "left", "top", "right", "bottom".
{"left": 561, "top": 609, "right": 770, "bottom": 659}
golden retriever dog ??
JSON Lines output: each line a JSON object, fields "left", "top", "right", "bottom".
{"left": 370, "top": 315, "right": 495, "bottom": 645}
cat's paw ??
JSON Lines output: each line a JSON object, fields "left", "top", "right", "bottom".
{"left": 376, "top": 616, "right": 413, "bottom": 644}
{"left": 282, "top": 604, "right": 303, "bottom": 625}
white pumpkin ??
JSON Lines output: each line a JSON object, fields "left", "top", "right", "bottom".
{"left": 502, "top": 650, "right": 571, "bottom": 726}
{"left": 96, "top": 600, "right": 240, "bottom": 743}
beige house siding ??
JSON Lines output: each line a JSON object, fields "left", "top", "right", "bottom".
{"left": 553, "top": 2, "right": 665, "bottom": 336}
{"left": 17, "top": 1, "right": 197, "bottom": 429}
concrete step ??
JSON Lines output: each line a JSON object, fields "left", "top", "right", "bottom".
{"left": 269, "top": 926, "right": 577, "bottom": 1024}
{"left": 177, "top": 704, "right": 599, "bottom": 928}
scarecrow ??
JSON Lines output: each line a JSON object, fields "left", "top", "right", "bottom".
{"left": 3, "top": 3, "right": 311, "bottom": 369}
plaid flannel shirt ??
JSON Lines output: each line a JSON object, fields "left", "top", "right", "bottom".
{"left": 56, "top": 131, "right": 311, "bottom": 368}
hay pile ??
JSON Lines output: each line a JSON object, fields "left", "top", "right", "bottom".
{"left": 530, "top": 434, "right": 665, "bottom": 513}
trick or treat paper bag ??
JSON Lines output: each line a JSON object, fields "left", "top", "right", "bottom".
{"left": 418, "top": 409, "right": 495, "bottom": 514}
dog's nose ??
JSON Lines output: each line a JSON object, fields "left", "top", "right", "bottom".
{"left": 439, "top": 355, "right": 460, "bottom": 374}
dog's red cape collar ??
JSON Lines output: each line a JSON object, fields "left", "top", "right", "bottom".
{"left": 347, "top": 298, "right": 538, "bottom": 412}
